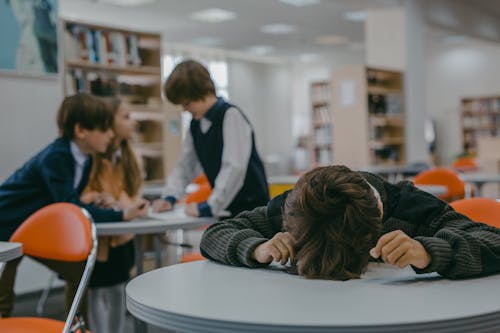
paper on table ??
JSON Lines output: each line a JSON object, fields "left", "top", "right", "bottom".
{"left": 148, "top": 206, "right": 230, "bottom": 220}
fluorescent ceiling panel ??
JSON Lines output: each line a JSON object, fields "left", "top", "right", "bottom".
{"left": 279, "top": 0, "right": 320, "bottom": 7}
{"left": 190, "top": 8, "right": 237, "bottom": 23}
{"left": 260, "top": 23, "right": 296, "bottom": 34}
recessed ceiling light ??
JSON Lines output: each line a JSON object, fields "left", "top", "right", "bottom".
{"left": 343, "top": 10, "right": 368, "bottom": 22}
{"left": 246, "top": 45, "right": 275, "bottom": 55}
{"left": 279, "top": 0, "right": 320, "bottom": 7}
{"left": 441, "top": 35, "right": 466, "bottom": 44}
{"left": 298, "top": 53, "right": 320, "bottom": 62}
{"left": 190, "top": 8, "right": 237, "bottom": 23}
{"left": 99, "top": 0, "right": 156, "bottom": 6}
{"left": 190, "top": 37, "right": 222, "bottom": 47}
{"left": 260, "top": 23, "right": 296, "bottom": 35}
{"left": 315, "top": 35, "right": 348, "bottom": 45}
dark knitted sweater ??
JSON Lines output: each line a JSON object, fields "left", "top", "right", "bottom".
{"left": 200, "top": 172, "right": 500, "bottom": 279}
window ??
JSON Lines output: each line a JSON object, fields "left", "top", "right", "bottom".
{"left": 162, "top": 53, "right": 229, "bottom": 135}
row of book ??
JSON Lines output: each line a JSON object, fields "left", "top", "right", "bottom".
{"left": 64, "top": 24, "right": 144, "bottom": 66}
{"left": 313, "top": 106, "right": 331, "bottom": 126}
{"left": 65, "top": 70, "right": 155, "bottom": 103}
{"left": 463, "top": 98, "right": 500, "bottom": 113}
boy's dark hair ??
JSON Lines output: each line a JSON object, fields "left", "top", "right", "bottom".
{"left": 284, "top": 165, "right": 382, "bottom": 280}
{"left": 163, "top": 60, "right": 216, "bottom": 104}
{"left": 57, "top": 93, "right": 114, "bottom": 140}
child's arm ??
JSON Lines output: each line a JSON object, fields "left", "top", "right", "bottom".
{"left": 383, "top": 182, "right": 500, "bottom": 278}
{"left": 41, "top": 151, "right": 131, "bottom": 222}
{"left": 202, "top": 108, "right": 252, "bottom": 216}
{"left": 200, "top": 206, "right": 284, "bottom": 268}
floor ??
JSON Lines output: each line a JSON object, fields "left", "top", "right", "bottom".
{"left": 12, "top": 287, "right": 173, "bottom": 333}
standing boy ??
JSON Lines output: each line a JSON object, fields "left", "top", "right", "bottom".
{"left": 153, "top": 60, "right": 269, "bottom": 217}
{"left": 0, "top": 93, "right": 149, "bottom": 318}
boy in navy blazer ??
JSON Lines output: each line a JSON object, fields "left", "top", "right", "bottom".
{"left": 0, "top": 93, "right": 149, "bottom": 318}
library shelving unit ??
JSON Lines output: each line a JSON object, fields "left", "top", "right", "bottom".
{"left": 310, "top": 81, "right": 333, "bottom": 166}
{"left": 331, "top": 66, "right": 405, "bottom": 169}
{"left": 461, "top": 96, "right": 500, "bottom": 155}
{"left": 60, "top": 19, "right": 181, "bottom": 185}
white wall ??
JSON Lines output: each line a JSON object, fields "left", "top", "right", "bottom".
{"left": 426, "top": 37, "right": 500, "bottom": 165}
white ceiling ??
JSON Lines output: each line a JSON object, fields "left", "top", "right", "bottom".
{"left": 62, "top": 0, "right": 403, "bottom": 60}
{"left": 60, "top": 0, "right": 500, "bottom": 61}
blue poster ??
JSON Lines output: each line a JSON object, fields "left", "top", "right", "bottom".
{"left": 0, "top": 0, "right": 58, "bottom": 75}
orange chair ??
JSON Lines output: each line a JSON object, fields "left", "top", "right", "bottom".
{"left": 179, "top": 252, "right": 206, "bottom": 263}
{"left": 0, "top": 203, "right": 97, "bottom": 333}
{"left": 452, "top": 156, "right": 478, "bottom": 173}
{"left": 450, "top": 198, "right": 500, "bottom": 228}
{"left": 414, "top": 167, "right": 466, "bottom": 202}
{"left": 186, "top": 174, "right": 212, "bottom": 204}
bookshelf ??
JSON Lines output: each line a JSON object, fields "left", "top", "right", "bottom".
{"left": 331, "top": 66, "right": 405, "bottom": 169}
{"left": 310, "top": 81, "right": 333, "bottom": 166}
{"left": 61, "top": 19, "right": 181, "bottom": 185}
{"left": 461, "top": 96, "right": 500, "bottom": 155}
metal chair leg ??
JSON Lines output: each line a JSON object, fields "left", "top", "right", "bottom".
{"left": 36, "top": 272, "right": 56, "bottom": 316}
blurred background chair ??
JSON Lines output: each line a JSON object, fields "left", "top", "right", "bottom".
{"left": 452, "top": 156, "right": 479, "bottom": 173}
{"left": 0, "top": 203, "right": 96, "bottom": 333}
{"left": 450, "top": 198, "right": 500, "bottom": 228}
{"left": 414, "top": 167, "right": 468, "bottom": 202}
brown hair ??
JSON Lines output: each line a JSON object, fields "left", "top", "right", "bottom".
{"left": 284, "top": 165, "right": 382, "bottom": 280}
{"left": 86, "top": 98, "right": 142, "bottom": 197}
{"left": 57, "top": 93, "right": 114, "bottom": 140}
{"left": 163, "top": 60, "right": 216, "bottom": 104}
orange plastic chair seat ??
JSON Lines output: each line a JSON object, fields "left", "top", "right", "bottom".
{"left": 0, "top": 317, "right": 91, "bottom": 333}
{"left": 450, "top": 198, "right": 500, "bottom": 228}
{"left": 414, "top": 167, "right": 465, "bottom": 202}
{"left": 179, "top": 252, "right": 205, "bottom": 263}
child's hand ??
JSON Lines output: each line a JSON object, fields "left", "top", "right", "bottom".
{"left": 152, "top": 199, "right": 173, "bottom": 213}
{"left": 185, "top": 203, "right": 199, "bottom": 217}
{"left": 252, "top": 232, "right": 295, "bottom": 265}
{"left": 123, "top": 199, "right": 150, "bottom": 220}
{"left": 370, "top": 230, "right": 431, "bottom": 269}
{"left": 95, "top": 192, "right": 116, "bottom": 209}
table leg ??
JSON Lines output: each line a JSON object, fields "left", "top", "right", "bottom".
{"left": 176, "top": 229, "right": 184, "bottom": 262}
{"left": 154, "top": 235, "right": 162, "bottom": 268}
{"left": 133, "top": 236, "right": 148, "bottom": 333}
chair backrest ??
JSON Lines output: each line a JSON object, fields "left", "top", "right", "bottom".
{"left": 450, "top": 198, "right": 500, "bottom": 228}
{"left": 186, "top": 175, "right": 212, "bottom": 204}
{"left": 414, "top": 167, "right": 465, "bottom": 202}
{"left": 9, "top": 203, "right": 97, "bottom": 333}
{"left": 452, "top": 156, "right": 478, "bottom": 173}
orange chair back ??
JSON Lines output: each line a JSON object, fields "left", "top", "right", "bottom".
{"left": 452, "top": 156, "right": 478, "bottom": 172}
{"left": 450, "top": 198, "right": 500, "bottom": 228}
{"left": 179, "top": 252, "right": 205, "bottom": 263}
{"left": 414, "top": 167, "right": 465, "bottom": 202}
{"left": 186, "top": 180, "right": 212, "bottom": 204}
{"left": 193, "top": 173, "right": 209, "bottom": 185}
{"left": 10, "top": 203, "right": 93, "bottom": 262}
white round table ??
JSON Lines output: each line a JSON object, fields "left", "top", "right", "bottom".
{"left": 0, "top": 242, "right": 22, "bottom": 262}
{"left": 126, "top": 261, "right": 500, "bottom": 333}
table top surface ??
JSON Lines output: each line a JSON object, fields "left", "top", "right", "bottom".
{"left": 126, "top": 260, "right": 500, "bottom": 332}
{"left": 460, "top": 172, "right": 500, "bottom": 182}
{"left": 95, "top": 208, "right": 216, "bottom": 236}
{"left": 0, "top": 242, "right": 22, "bottom": 262}
{"left": 414, "top": 184, "right": 447, "bottom": 196}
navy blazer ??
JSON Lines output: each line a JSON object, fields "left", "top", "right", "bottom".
{"left": 0, "top": 137, "right": 123, "bottom": 241}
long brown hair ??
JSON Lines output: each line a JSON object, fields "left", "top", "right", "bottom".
{"left": 87, "top": 98, "right": 142, "bottom": 198}
{"left": 284, "top": 165, "right": 382, "bottom": 280}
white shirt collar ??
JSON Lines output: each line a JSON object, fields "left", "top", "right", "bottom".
{"left": 70, "top": 141, "right": 88, "bottom": 167}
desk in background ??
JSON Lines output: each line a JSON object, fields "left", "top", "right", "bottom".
{"left": 127, "top": 260, "right": 500, "bottom": 333}
{"left": 460, "top": 172, "right": 500, "bottom": 197}
{"left": 0, "top": 242, "right": 22, "bottom": 276}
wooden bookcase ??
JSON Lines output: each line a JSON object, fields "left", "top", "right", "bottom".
{"left": 310, "top": 81, "right": 333, "bottom": 167}
{"left": 331, "top": 66, "right": 405, "bottom": 169}
{"left": 60, "top": 19, "right": 181, "bottom": 185}
{"left": 461, "top": 96, "right": 500, "bottom": 155}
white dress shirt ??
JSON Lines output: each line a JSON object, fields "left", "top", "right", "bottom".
{"left": 70, "top": 141, "right": 90, "bottom": 189}
{"left": 163, "top": 107, "right": 253, "bottom": 215}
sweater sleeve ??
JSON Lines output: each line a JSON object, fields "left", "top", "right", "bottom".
{"left": 413, "top": 207, "right": 500, "bottom": 279}
{"left": 41, "top": 151, "right": 123, "bottom": 222}
{"left": 200, "top": 205, "right": 284, "bottom": 267}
